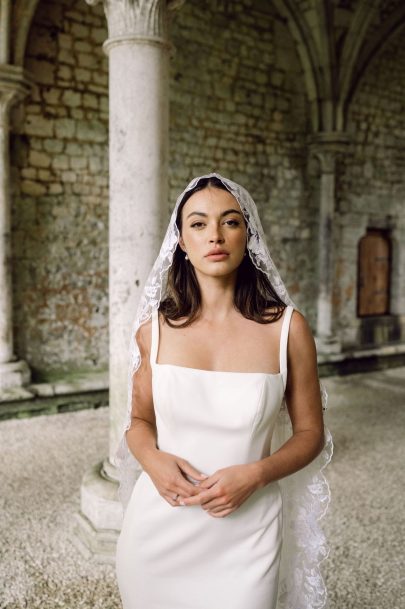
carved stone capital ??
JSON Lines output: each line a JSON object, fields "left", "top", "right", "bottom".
{"left": 85, "top": 0, "right": 185, "bottom": 45}
{"left": 308, "top": 131, "right": 351, "bottom": 173}
{"left": 0, "top": 64, "right": 32, "bottom": 126}
{"left": 0, "top": 91, "right": 16, "bottom": 126}
{"left": 310, "top": 149, "right": 337, "bottom": 174}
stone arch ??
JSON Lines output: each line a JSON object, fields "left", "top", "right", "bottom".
{"left": 9, "top": 0, "right": 40, "bottom": 66}
{"left": 337, "top": 0, "right": 380, "bottom": 131}
{"left": 343, "top": 3, "right": 405, "bottom": 121}
{"left": 271, "top": 0, "right": 324, "bottom": 131}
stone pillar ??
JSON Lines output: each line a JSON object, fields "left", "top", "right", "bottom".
{"left": 391, "top": 217, "right": 405, "bottom": 317}
{"left": 74, "top": 0, "right": 183, "bottom": 562}
{"left": 0, "top": 65, "right": 32, "bottom": 389}
{"left": 308, "top": 132, "right": 350, "bottom": 354}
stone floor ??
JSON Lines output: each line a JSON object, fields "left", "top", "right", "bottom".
{"left": 1, "top": 367, "right": 404, "bottom": 609}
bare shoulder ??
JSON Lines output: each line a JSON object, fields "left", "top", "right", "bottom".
{"left": 289, "top": 308, "right": 315, "bottom": 341}
{"left": 263, "top": 305, "right": 314, "bottom": 340}
{"left": 288, "top": 308, "right": 318, "bottom": 367}
{"left": 135, "top": 317, "right": 152, "bottom": 357}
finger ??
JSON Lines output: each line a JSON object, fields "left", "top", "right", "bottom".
{"left": 174, "top": 479, "right": 203, "bottom": 497}
{"left": 207, "top": 502, "right": 232, "bottom": 513}
{"left": 194, "top": 475, "right": 217, "bottom": 490}
{"left": 180, "top": 490, "right": 216, "bottom": 506}
{"left": 175, "top": 466, "right": 207, "bottom": 494}
{"left": 202, "top": 498, "right": 229, "bottom": 510}
{"left": 163, "top": 493, "right": 180, "bottom": 507}
{"left": 178, "top": 460, "right": 209, "bottom": 481}
{"left": 208, "top": 507, "right": 233, "bottom": 518}
{"left": 162, "top": 470, "right": 203, "bottom": 497}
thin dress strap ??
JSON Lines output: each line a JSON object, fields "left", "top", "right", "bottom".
{"left": 279, "top": 305, "right": 294, "bottom": 392}
{"left": 150, "top": 309, "right": 159, "bottom": 366}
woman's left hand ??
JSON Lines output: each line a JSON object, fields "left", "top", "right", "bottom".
{"left": 179, "top": 463, "right": 262, "bottom": 517}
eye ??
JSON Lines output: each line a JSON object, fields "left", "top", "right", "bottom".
{"left": 190, "top": 219, "right": 240, "bottom": 228}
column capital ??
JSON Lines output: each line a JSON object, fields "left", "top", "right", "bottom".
{"left": 85, "top": 0, "right": 185, "bottom": 49}
{"left": 307, "top": 131, "right": 351, "bottom": 173}
{"left": 0, "top": 64, "right": 33, "bottom": 124}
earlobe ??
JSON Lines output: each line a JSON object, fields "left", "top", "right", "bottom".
{"left": 178, "top": 236, "right": 186, "bottom": 253}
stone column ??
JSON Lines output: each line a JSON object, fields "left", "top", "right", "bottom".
{"left": 308, "top": 132, "right": 350, "bottom": 354}
{"left": 391, "top": 219, "right": 405, "bottom": 318}
{"left": 0, "top": 65, "right": 32, "bottom": 389}
{"left": 74, "top": 0, "right": 183, "bottom": 562}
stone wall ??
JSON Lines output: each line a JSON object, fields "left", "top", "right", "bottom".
{"left": 11, "top": 0, "right": 108, "bottom": 380}
{"left": 9, "top": 0, "right": 405, "bottom": 379}
{"left": 338, "top": 26, "right": 405, "bottom": 346}
{"left": 12, "top": 0, "right": 317, "bottom": 379}
{"left": 169, "top": 0, "right": 317, "bottom": 317}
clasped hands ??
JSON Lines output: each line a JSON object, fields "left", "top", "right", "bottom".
{"left": 145, "top": 450, "right": 262, "bottom": 518}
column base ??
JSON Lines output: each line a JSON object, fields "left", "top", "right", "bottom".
{"left": 315, "top": 335, "right": 342, "bottom": 355}
{"left": 0, "top": 359, "right": 31, "bottom": 389}
{"left": 72, "top": 459, "right": 123, "bottom": 564}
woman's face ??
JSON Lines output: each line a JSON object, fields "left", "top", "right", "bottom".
{"left": 178, "top": 186, "right": 247, "bottom": 278}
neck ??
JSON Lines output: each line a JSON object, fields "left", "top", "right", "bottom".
{"left": 194, "top": 270, "right": 237, "bottom": 322}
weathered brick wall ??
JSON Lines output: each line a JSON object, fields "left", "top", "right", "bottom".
{"left": 12, "top": 0, "right": 317, "bottom": 379}
{"left": 11, "top": 0, "right": 108, "bottom": 380}
{"left": 169, "top": 0, "right": 317, "bottom": 319}
{"left": 11, "top": 0, "right": 405, "bottom": 378}
{"left": 337, "top": 27, "right": 405, "bottom": 346}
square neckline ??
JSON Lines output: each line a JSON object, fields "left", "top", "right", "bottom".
{"left": 153, "top": 361, "right": 285, "bottom": 378}
{"left": 150, "top": 306, "right": 294, "bottom": 380}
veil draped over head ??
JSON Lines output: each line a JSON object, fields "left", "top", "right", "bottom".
{"left": 113, "top": 172, "right": 334, "bottom": 609}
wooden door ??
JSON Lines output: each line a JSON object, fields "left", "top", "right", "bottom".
{"left": 357, "top": 229, "right": 391, "bottom": 316}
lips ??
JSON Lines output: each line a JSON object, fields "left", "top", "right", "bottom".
{"left": 205, "top": 249, "right": 229, "bottom": 257}
{"left": 205, "top": 251, "right": 230, "bottom": 262}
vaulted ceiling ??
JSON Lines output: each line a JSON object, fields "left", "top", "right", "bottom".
{"left": 4, "top": 0, "right": 405, "bottom": 131}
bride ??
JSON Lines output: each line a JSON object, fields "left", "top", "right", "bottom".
{"left": 114, "top": 173, "right": 333, "bottom": 609}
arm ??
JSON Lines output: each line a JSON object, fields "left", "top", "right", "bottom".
{"left": 126, "top": 317, "right": 207, "bottom": 505}
{"left": 125, "top": 319, "right": 159, "bottom": 469}
{"left": 252, "top": 309, "right": 325, "bottom": 489}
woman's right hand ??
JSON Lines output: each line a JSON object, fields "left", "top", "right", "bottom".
{"left": 144, "top": 449, "right": 208, "bottom": 507}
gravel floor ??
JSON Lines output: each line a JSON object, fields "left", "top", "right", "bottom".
{"left": 1, "top": 367, "right": 404, "bottom": 609}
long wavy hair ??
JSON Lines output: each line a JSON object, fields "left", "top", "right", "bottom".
{"left": 160, "top": 177, "right": 286, "bottom": 327}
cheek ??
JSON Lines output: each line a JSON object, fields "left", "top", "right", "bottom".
{"left": 232, "top": 229, "right": 247, "bottom": 251}
{"left": 182, "top": 229, "right": 201, "bottom": 251}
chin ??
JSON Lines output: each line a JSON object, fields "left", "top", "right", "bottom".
{"left": 199, "top": 261, "right": 242, "bottom": 277}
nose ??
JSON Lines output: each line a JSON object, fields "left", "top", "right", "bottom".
{"left": 209, "top": 223, "right": 225, "bottom": 243}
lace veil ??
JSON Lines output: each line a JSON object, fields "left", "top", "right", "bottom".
{"left": 113, "top": 172, "right": 334, "bottom": 609}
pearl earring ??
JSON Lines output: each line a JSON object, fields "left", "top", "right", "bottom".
{"left": 185, "top": 253, "right": 189, "bottom": 260}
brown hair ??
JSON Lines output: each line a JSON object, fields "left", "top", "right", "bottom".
{"left": 159, "top": 177, "right": 286, "bottom": 327}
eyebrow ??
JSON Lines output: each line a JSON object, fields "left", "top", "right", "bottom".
{"left": 186, "top": 208, "right": 243, "bottom": 219}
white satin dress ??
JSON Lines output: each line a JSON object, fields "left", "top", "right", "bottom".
{"left": 116, "top": 305, "right": 294, "bottom": 609}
